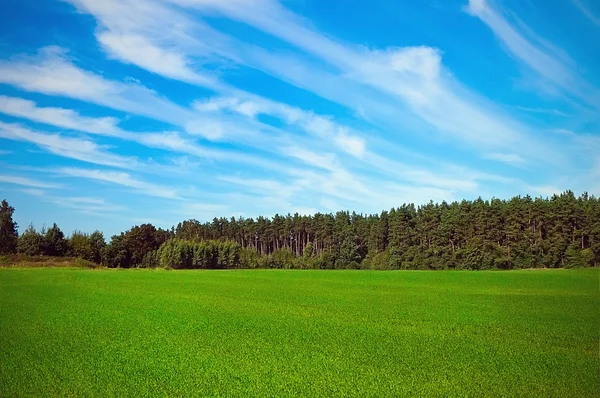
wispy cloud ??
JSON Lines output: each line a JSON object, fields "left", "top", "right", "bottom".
{"left": 572, "top": 0, "right": 600, "bottom": 26}
{"left": 0, "top": 121, "right": 137, "bottom": 168}
{"left": 21, "top": 188, "right": 46, "bottom": 197}
{"left": 0, "top": 46, "right": 202, "bottom": 130}
{"left": 465, "top": 0, "right": 599, "bottom": 108}
{"left": 19, "top": 188, "right": 128, "bottom": 216}
{"left": 0, "top": 95, "right": 122, "bottom": 136}
{"left": 156, "top": 0, "right": 563, "bottom": 164}
{"left": 0, "top": 0, "right": 594, "bottom": 226}
{"left": 55, "top": 167, "right": 180, "bottom": 199}
{"left": 484, "top": 152, "right": 526, "bottom": 167}
{"left": 0, "top": 174, "right": 61, "bottom": 189}
{"left": 0, "top": 95, "right": 281, "bottom": 169}
{"left": 52, "top": 196, "right": 128, "bottom": 215}
{"left": 515, "top": 106, "right": 567, "bottom": 117}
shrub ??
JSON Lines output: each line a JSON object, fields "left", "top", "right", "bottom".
{"left": 17, "top": 225, "right": 45, "bottom": 256}
{"left": 369, "top": 250, "right": 391, "bottom": 270}
{"left": 140, "top": 250, "right": 159, "bottom": 268}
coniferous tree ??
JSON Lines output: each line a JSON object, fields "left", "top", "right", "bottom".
{"left": 5, "top": 191, "right": 599, "bottom": 269}
{"left": 0, "top": 199, "right": 18, "bottom": 254}
{"left": 44, "top": 223, "right": 68, "bottom": 256}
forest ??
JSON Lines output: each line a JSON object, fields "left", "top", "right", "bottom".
{"left": 1, "top": 190, "right": 598, "bottom": 270}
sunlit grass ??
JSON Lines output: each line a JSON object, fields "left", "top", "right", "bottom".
{"left": 1, "top": 268, "right": 598, "bottom": 396}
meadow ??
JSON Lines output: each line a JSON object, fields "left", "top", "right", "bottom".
{"left": 0, "top": 268, "right": 598, "bottom": 397}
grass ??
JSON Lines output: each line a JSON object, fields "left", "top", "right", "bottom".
{"left": 0, "top": 268, "right": 598, "bottom": 397}
{"left": 0, "top": 254, "right": 98, "bottom": 268}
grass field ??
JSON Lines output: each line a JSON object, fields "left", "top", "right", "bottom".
{"left": 0, "top": 268, "right": 598, "bottom": 397}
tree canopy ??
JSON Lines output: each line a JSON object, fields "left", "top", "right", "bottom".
{"left": 2, "top": 191, "right": 599, "bottom": 269}
{"left": 0, "top": 200, "right": 18, "bottom": 254}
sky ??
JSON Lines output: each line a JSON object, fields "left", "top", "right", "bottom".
{"left": 0, "top": 0, "right": 599, "bottom": 237}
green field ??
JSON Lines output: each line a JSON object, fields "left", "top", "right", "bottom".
{"left": 0, "top": 268, "right": 598, "bottom": 397}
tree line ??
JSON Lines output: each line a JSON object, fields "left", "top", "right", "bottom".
{"left": 0, "top": 190, "right": 598, "bottom": 269}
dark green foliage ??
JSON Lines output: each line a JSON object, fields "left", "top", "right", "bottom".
{"left": 101, "top": 235, "right": 130, "bottom": 268}
{"left": 5, "top": 191, "right": 600, "bottom": 269}
{"left": 17, "top": 225, "right": 45, "bottom": 256}
{"left": 44, "top": 223, "right": 68, "bottom": 256}
{"left": 262, "top": 248, "right": 296, "bottom": 269}
{"left": 166, "top": 191, "right": 598, "bottom": 269}
{"left": 140, "top": 250, "right": 159, "bottom": 269}
{"left": 155, "top": 239, "right": 241, "bottom": 269}
{"left": 102, "top": 224, "right": 171, "bottom": 268}
{"left": 69, "top": 230, "right": 105, "bottom": 263}
{"left": 17, "top": 223, "right": 69, "bottom": 257}
{"left": 0, "top": 200, "right": 18, "bottom": 254}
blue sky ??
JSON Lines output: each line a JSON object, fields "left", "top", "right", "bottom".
{"left": 0, "top": 0, "right": 599, "bottom": 236}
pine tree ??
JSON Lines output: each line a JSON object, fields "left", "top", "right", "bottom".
{"left": 0, "top": 200, "right": 18, "bottom": 254}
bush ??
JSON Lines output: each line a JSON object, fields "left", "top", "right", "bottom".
{"left": 565, "top": 245, "right": 594, "bottom": 268}
{"left": 17, "top": 225, "right": 45, "bottom": 256}
{"left": 239, "top": 247, "right": 261, "bottom": 269}
{"left": 267, "top": 248, "right": 296, "bottom": 269}
{"left": 140, "top": 250, "right": 159, "bottom": 268}
{"left": 368, "top": 250, "right": 391, "bottom": 270}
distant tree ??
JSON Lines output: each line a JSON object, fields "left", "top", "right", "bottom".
{"left": 124, "top": 224, "right": 169, "bottom": 266}
{"left": 17, "top": 224, "right": 45, "bottom": 256}
{"left": 101, "top": 224, "right": 168, "bottom": 268}
{"left": 89, "top": 231, "right": 106, "bottom": 264}
{"left": 0, "top": 200, "right": 18, "bottom": 254}
{"left": 70, "top": 230, "right": 92, "bottom": 260}
{"left": 44, "top": 223, "right": 68, "bottom": 256}
{"left": 69, "top": 230, "right": 105, "bottom": 263}
{"left": 7, "top": 191, "right": 600, "bottom": 269}
{"left": 102, "top": 234, "right": 130, "bottom": 268}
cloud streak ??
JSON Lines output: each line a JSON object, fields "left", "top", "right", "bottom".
{"left": 466, "top": 0, "right": 599, "bottom": 108}
{"left": 572, "top": 0, "right": 600, "bottom": 26}
{"left": 0, "top": 175, "right": 61, "bottom": 189}
{"left": 0, "top": 121, "right": 137, "bottom": 168}
{"left": 0, "top": 0, "right": 596, "bottom": 230}
{"left": 55, "top": 167, "right": 180, "bottom": 199}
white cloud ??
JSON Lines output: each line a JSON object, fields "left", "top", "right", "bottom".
{"left": 0, "top": 121, "right": 137, "bottom": 168}
{"left": 194, "top": 96, "right": 368, "bottom": 158}
{"left": 485, "top": 152, "right": 526, "bottom": 167}
{"left": 465, "top": 0, "right": 599, "bottom": 108}
{"left": 515, "top": 106, "right": 567, "bottom": 117}
{"left": 333, "top": 131, "right": 366, "bottom": 158}
{"left": 29, "top": 0, "right": 533, "bottom": 202}
{"left": 183, "top": 120, "right": 225, "bottom": 140}
{"left": 0, "top": 46, "right": 196, "bottom": 127}
{"left": 284, "top": 146, "right": 338, "bottom": 171}
{"left": 386, "top": 46, "right": 442, "bottom": 81}
{"left": 56, "top": 167, "right": 180, "bottom": 199}
{"left": 0, "top": 175, "right": 61, "bottom": 189}
{"left": 53, "top": 196, "right": 128, "bottom": 214}
{"left": 0, "top": 96, "right": 278, "bottom": 168}
{"left": 98, "top": 31, "right": 217, "bottom": 88}
{"left": 572, "top": 0, "right": 600, "bottom": 26}
{"left": 219, "top": 175, "right": 299, "bottom": 200}
{"left": 0, "top": 95, "right": 123, "bottom": 137}
{"left": 164, "top": 0, "right": 564, "bottom": 164}
{"left": 21, "top": 188, "right": 46, "bottom": 197}
{"left": 0, "top": 47, "right": 117, "bottom": 100}
{"left": 2, "top": 0, "right": 588, "bottom": 216}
